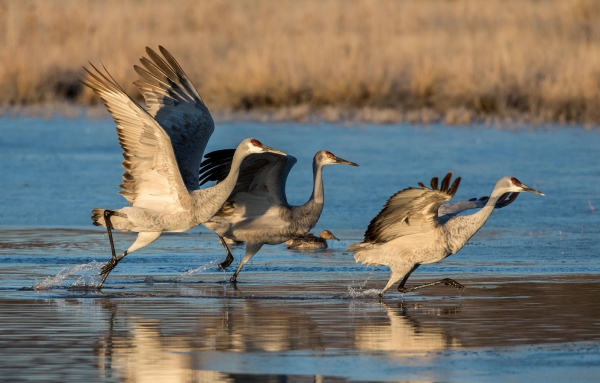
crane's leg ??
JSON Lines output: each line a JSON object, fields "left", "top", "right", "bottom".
{"left": 379, "top": 264, "right": 419, "bottom": 298}
{"left": 97, "top": 230, "right": 162, "bottom": 289}
{"left": 396, "top": 264, "right": 420, "bottom": 293}
{"left": 104, "top": 210, "right": 118, "bottom": 259}
{"left": 217, "top": 236, "right": 235, "bottom": 270}
{"left": 230, "top": 242, "right": 263, "bottom": 284}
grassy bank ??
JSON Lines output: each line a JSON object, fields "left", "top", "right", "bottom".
{"left": 1, "top": 0, "right": 600, "bottom": 124}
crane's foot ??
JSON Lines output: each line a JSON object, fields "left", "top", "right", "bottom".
{"left": 97, "top": 251, "right": 127, "bottom": 289}
{"left": 100, "top": 257, "right": 120, "bottom": 277}
{"left": 398, "top": 278, "right": 466, "bottom": 293}
{"left": 441, "top": 278, "right": 465, "bottom": 289}
{"left": 217, "top": 236, "right": 235, "bottom": 270}
{"left": 218, "top": 253, "right": 234, "bottom": 270}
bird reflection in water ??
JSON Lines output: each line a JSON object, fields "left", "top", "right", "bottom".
{"left": 92, "top": 299, "right": 326, "bottom": 382}
{"left": 354, "top": 302, "right": 462, "bottom": 352}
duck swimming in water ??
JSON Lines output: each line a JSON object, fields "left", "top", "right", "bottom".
{"left": 285, "top": 230, "right": 340, "bottom": 250}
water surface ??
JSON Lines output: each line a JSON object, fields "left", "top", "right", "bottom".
{"left": 0, "top": 117, "right": 599, "bottom": 382}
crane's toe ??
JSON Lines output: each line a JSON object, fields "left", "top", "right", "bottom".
{"left": 442, "top": 278, "right": 465, "bottom": 289}
{"left": 100, "top": 258, "right": 120, "bottom": 276}
{"left": 218, "top": 254, "right": 234, "bottom": 270}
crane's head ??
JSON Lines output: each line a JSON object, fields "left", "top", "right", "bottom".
{"left": 320, "top": 230, "right": 340, "bottom": 241}
{"left": 315, "top": 150, "right": 359, "bottom": 167}
{"left": 497, "top": 176, "right": 544, "bottom": 196}
{"left": 240, "top": 138, "right": 286, "bottom": 155}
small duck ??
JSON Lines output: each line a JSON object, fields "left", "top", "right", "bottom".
{"left": 285, "top": 230, "right": 340, "bottom": 250}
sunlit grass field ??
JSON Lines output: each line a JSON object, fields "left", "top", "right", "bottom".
{"left": 1, "top": 0, "right": 600, "bottom": 123}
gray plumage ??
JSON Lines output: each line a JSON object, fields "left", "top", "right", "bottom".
{"left": 348, "top": 173, "right": 544, "bottom": 297}
{"left": 284, "top": 230, "right": 340, "bottom": 250}
{"left": 81, "top": 46, "right": 285, "bottom": 287}
{"left": 199, "top": 150, "right": 358, "bottom": 282}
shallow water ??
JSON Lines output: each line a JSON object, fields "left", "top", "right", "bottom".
{"left": 0, "top": 117, "right": 599, "bottom": 382}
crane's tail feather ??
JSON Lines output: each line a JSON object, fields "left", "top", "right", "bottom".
{"left": 91, "top": 208, "right": 130, "bottom": 231}
{"left": 91, "top": 208, "right": 106, "bottom": 227}
{"left": 347, "top": 242, "right": 384, "bottom": 266}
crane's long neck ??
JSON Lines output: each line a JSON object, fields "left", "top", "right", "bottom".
{"left": 192, "top": 149, "right": 246, "bottom": 222}
{"left": 290, "top": 159, "right": 325, "bottom": 232}
{"left": 310, "top": 159, "right": 325, "bottom": 205}
{"left": 220, "top": 148, "right": 246, "bottom": 192}
{"left": 446, "top": 187, "right": 505, "bottom": 250}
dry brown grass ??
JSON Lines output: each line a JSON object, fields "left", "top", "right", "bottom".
{"left": 1, "top": 0, "right": 600, "bottom": 123}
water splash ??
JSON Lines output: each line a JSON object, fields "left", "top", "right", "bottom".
{"left": 347, "top": 287, "right": 381, "bottom": 299}
{"left": 33, "top": 261, "right": 103, "bottom": 290}
{"left": 346, "top": 269, "right": 380, "bottom": 298}
{"left": 174, "top": 259, "right": 221, "bottom": 282}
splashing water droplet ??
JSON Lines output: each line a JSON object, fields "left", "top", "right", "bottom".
{"left": 346, "top": 269, "right": 380, "bottom": 298}
{"left": 347, "top": 287, "right": 381, "bottom": 299}
{"left": 33, "top": 261, "right": 103, "bottom": 290}
{"left": 174, "top": 259, "right": 221, "bottom": 282}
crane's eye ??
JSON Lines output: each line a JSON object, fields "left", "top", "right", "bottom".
{"left": 251, "top": 139, "right": 262, "bottom": 147}
{"left": 326, "top": 151, "right": 335, "bottom": 159}
{"left": 510, "top": 177, "right": 522, "bottom": 186}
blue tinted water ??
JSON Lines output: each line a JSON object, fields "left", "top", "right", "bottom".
{"left": 0, "top": 116, "right": 599, "bottom": 382}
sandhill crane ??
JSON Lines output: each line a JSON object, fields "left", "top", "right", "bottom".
{"left": 81, "top": 46, "right": 285, "bottom": 288}
{"left": 347, "top": 172, "right": 543, "bottom": 297}
{"left": 198, "top": 149, "right": 358, "bottom": 282}
{"left": 285, "top": 230, "right": 340, "bottom": 250}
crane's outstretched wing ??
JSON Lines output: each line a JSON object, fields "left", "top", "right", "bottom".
{"left": 364, "top": 173, "right": 461, "bottom": 243}
{"left": 81, "top": 64, "right": 189, "bottom": 213}
{"left": 133, "top": 46, "right": 215, "bottom": 191}
{"left": 199, "top": 149, "right": 297, "bottom": 217}
{"left": 438, "top": 192, "right": 519, "bottom": 220}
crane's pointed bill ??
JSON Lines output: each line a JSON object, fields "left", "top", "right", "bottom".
{"left": 261, "top": 144, "right": 286, "bottom": 156}
{"left": 521, "top": 184, "right": 544, "bottom": 196}
{"left": 334, "top": 156, "right": 359, "bottom": 166}
{"left": 250, "top": 138, "right": 285, "bottom": 155}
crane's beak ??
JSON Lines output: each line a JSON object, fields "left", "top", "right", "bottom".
{"left": 334, "top": 156, "right": 359, "bottom": 167}
{"left": 521, "top": 184, "right": 544, "bottom": 196}
{"left": 331, "top": 234, "right": 340, "bottom": 241}
{"left": 261, "top": 144, "right": 286, "bottom": 156}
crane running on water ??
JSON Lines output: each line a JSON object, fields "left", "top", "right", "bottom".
{"left": 198, "top": 149, "right": 358, "bottom": 282}
{"left": 81, "top": 46, "right": 285, "bottom": 288}
{"left": 347, "top": 172, "right": 543, "bottom": 297}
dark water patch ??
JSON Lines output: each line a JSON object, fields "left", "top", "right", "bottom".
{"left": 1, "top": 278, "right": 600, "bottom": 381}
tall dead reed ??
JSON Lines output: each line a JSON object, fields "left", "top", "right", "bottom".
{"left": 1, "top": 0, "right": 600, "bottom": 123}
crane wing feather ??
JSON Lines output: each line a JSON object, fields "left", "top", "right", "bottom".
{"left": 81, "top": 64, "right": 189, "bottom": 213}
{"left": 363, "top": 173, "right": 460, "bottom": 243}
{"left": 133, "top": 46, "right": 215, "bottom": 192}
{"left": 199, "top": 149, "right": 296, "bottom": 218}
{"left": 438, "top": 192, "right": 519, "bottom": 220}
